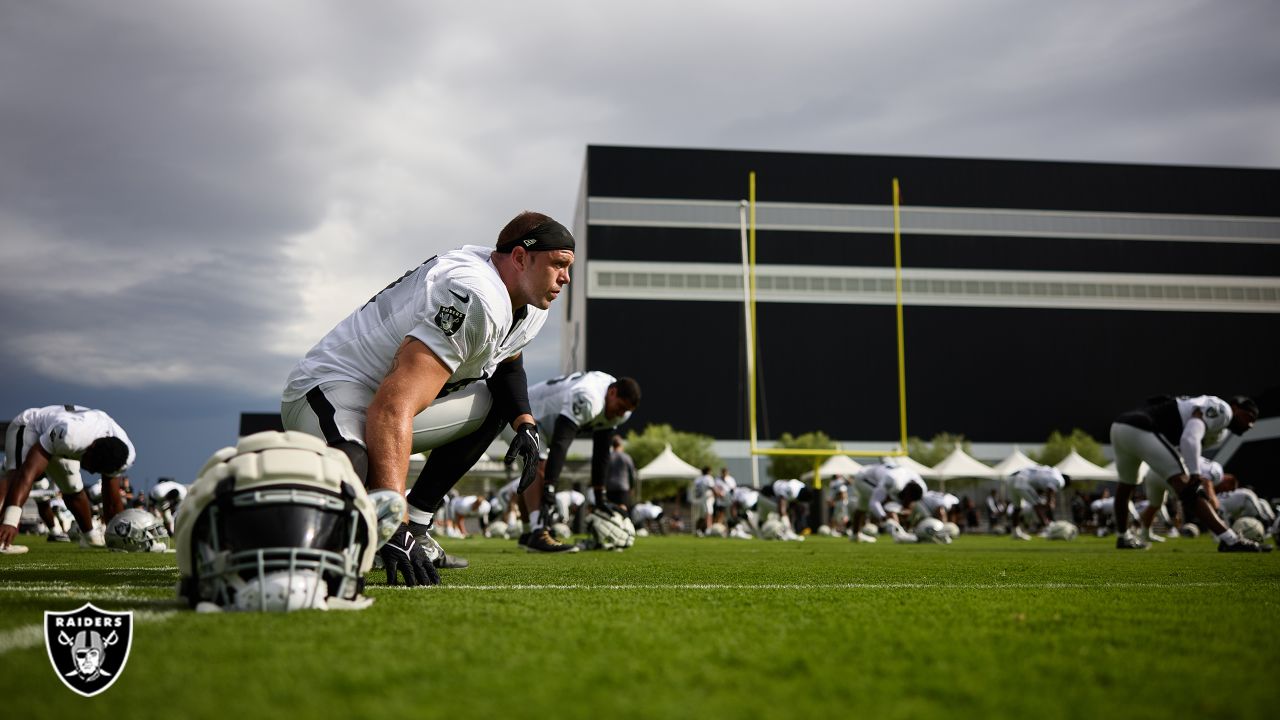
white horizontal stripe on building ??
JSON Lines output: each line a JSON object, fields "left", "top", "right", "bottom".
{"left": 587, "top": 261, "right": 1280, "bottom": 313}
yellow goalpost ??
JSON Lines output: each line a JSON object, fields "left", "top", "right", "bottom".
{"left": 740, "top": 172, "right": 910, "bottom": 487}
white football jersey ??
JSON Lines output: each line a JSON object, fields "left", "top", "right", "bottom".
{"left": 917, "top": 491, "right": 959, "bottom": 516}
{"left": 450, "top": 495, "right": 488, "bottom": 517}
{"left": 771, "top": 479, "right": 806, "bottom": 501}
{"left": 528, "top": 371, "right": 630, "bottom": 442}
{"left": 1142, "top": 457, "right": 1221, "bottom": 485}
{"left": 20, "top": 406, "right": 135, "bottom": 473}
{"left": 1176, "top": 395, "right": 1233, "bottom": 447}
{"left": 495, "top": 478, "right": 521, "bottom": 507}
{"left": 631, "top": 501, "right": 663, "bottom": 523}
{"left": 690, "top": 473, "right": 716, "bottom": 500}
{"left": 730, "top": 485, "right": 760, "bottom": 508}
{"left": 283, "top": 246, "right": 548, "bottom": 401}
{"left": 1216, "top": 488, "right": 1272, "bottom": 523}
{"left": 1009, "top": 465, "right": 1067, "bottom": 492}
{"left": 149, "top": 480, "right": 188, "bottom": 503}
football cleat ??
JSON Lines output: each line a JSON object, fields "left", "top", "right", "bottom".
{"left": 1115, "top": 533, "right": 1149, "bottom": 550}
{"left": 854, "top": 532, "right": 877, "bottom": 543}
{"left": 47, "top": 531, "right": 71, "bottom": 543}
{"left": 0, "top": 544, "right": 30, "bottom": 555}
{"left": 1012, "top": 526, "right": 1032, "bottom": 541}
{"left": 79, "top": 527, "right": 106, "bottom": 548}
{"left": 1218, "top": 538, "right": 1273, "bottom": 553}
{"left": 525, "top": 528, "right": 579, "bottom": 553}
{"left": 517, "top": 531, "right": 531, "bottom": 547}
{"left": 1139, "top": 528, "right": 1166, "bottom": 544}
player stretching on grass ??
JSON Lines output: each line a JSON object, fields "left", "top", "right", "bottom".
{"left": 281, "top": 211, "right": 575, "bottom": 584}
{"left": 512, "top": 371, "right": 640, "bottom": 552}
{"left": 1109, "top": 394, "right": 1268, "bottom": 551}
{"left": 1005, "top": 465, "right": 1069, "bottom": 540}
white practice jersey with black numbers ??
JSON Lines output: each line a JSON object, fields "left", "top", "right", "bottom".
{"left": 1009, "top": 465, "right": 1067, "bottom": 492}
{"left": 21, "top": 406, "right": 135, "bottom": 471}
{"left": 283, "top": 246, "right": 547, "bottom": 401}
{"left": 528, "top": 371, "right": 630, "bottom": 443}
{"left": 1177, "top": 395, "right": 1233, "bottom": 446}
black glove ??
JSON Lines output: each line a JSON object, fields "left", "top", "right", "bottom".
{"left": 380, "top": 523, "right": 440, "bottom": 587}
{"left": 505, "top": 422, "right": 541, "bottom": 492}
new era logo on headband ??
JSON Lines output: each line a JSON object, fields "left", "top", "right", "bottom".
{"left": 522, "top": 237, "right": 536, "bottom": 247}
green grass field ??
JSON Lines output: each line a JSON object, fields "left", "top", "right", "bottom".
{"left": 2, "top": 533, "right": 1277, "bottom": 720}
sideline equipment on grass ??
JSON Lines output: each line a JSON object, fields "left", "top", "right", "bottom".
{"left": 105, "top": 508, "right": 169, "bottom": 553}
{"left": 584, "top": 510, "right": 635, "bottom": 550}
{"left": 1045, "top": 520, "right": 1079, "bottom": 541}
{"left": 176, "top": 431, "right": 377, "bottom": 612}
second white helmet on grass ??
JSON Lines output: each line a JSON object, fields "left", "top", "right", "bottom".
{"left": 106, "top": 508, "right": 169, "bottom": 553}
{"left": 1232, "top": 517, "right": 1265, "bottom": 542}
{"left": 913, "top": 518, "right": 951, "bottom": 544}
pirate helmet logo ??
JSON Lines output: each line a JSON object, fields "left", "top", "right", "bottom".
{"left": 44, "top": 603, "right": 133, "bottom": 697}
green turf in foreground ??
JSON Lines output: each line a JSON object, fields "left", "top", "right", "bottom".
{"left": 1, "top": 534, "right": 1277, "bottom": 720}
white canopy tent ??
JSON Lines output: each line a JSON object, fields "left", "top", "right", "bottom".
{"left": 930, "top": 447, "right": 999, "bottom": 481}
{"left": 800, "top": 454, "right": 864, "bottom": 482}
{"left": 1054, "top": 450, "right": 1117, "bottom": 481}
{"left": 992, "top": 447, "right": 1039, "bottom": 478}
{"left": 638, "top": 444, "right": 702, "bottom": 480}
{"left": 881, "top": 454, "right": 938, "bottom": 479}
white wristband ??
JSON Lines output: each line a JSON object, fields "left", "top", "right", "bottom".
{"left": 1, "top": 505, "right": 21, "bottom": 528}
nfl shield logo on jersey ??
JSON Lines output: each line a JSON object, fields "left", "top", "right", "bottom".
{"left": 44, "top": 603, "right": 133, "bottom": 697}
{"left": 434, "top": 306, "right": 465, "bottom": 336}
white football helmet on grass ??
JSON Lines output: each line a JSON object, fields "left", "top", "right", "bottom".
{"left": 913, "top": 518, "right": 951, "bottom": 544}
{"left": 106, "top": 509, "right": 170, "bottom": 553}
{"left": 584, "top": 510, "right": 635, "bottom": 551}
{"left": 1232, "top": 517, "right": 1265, "bottom": 543}
{"left": 176, "top": 431, "right": 377, "bottom": 612}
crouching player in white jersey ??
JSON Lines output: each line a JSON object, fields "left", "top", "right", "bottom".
{"left": 280, "top": 211, "right": 575, "bottom": 586}
{"left": 1110, "top": 394, "right": 1268, "bottom": 551}
{"left": 1215, "top": 487, "right": 1276, "bottom": 528}
{"left": 757, "top": 479, "right": 815, "bottom": 540}
{"left": 1, "top": 405, "right": 135, "bottom": 553}
{"left": 851, "top": 462, "right": 926, "bottom": 543}
{"left": 1005, "top": 465, "right": 1070, "bottom": 540}
{"left": 510, "top": 371, "right": 640, "bottom": 553}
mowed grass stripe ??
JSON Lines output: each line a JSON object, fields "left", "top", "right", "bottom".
{"left": 381, "top": 580, "right": 1254, "bottom": 590}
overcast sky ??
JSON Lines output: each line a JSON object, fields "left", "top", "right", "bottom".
{"left": 2, "top": 0, "right": 1277, "bottom": 488}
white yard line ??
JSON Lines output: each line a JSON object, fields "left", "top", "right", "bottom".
{"left": 385, "top": 580, "right": 1261, "bottom": 591}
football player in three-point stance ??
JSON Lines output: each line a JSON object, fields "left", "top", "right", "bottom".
{"left": 1, "top": 405, "right": 135, "bottom": 553}
{"left": 510, "top": 370, "right": 640, "bottom": 553}
{"left": 1004, "top": 465, "right": 1070, "bottom": 540}
{"left": 280, "top": 211, "right": 575, "bottom": 585}
{"left": 1110, "top": 394, "right": 1268, "bottom": 551}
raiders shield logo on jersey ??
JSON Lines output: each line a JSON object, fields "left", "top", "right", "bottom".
{"left": 434, "top": 306, "right": 465, "bottom": 336}
{"left": 45, "top": 603, "right": 133, "bottom": 697}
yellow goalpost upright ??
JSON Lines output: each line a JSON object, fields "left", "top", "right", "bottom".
{"left": 740, "top": 172, "right": 910, "bottom": 488}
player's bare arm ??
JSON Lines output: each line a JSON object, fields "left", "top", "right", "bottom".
{"left": 365, "top": 338, "right": 452, "bottom": 495}
{"left": 0, "top": 444, "right": 51, "bottom": 546}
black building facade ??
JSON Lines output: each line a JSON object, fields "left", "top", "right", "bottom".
{"left": 563, "top": 146, "right": 1279, "bottom": 457}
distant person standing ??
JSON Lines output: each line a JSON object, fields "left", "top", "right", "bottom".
{"left": 689, "top": 466, "right": 716, "bottom": 535}
{"left": 1110, "top": 394, "right": 1268, "bottom": 551}
{"left": 605, "top": 435, "right": 638, "bottom": 510}
{"left": 1, "top": 405, "right": 135, "bottom": 552}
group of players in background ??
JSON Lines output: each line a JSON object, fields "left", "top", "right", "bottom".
{"left": 0, "top": 212, "right": 1271, "bottom": 611}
